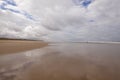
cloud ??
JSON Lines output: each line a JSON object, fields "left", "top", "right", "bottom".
{"left": 0, "top": 0, "right": 35, "bottom": 20}
{"left": 0, "top": 0, "right": 120, "bottom": 42}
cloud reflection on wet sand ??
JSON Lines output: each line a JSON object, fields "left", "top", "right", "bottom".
{"left": 0, "top": 43, "right": 120, "bottom": 80}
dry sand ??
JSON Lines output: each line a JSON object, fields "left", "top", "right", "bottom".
{"left": 0, "top": 40, "right": 48, "bottom": 55}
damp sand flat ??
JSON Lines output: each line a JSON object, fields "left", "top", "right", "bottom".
{"left": 0, "top": 42, "right": 120, "bottom": 80}
{"left": 0, "top": 40, "right": 48, "bottom": 55}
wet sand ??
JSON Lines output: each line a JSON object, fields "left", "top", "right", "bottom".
{"left": 0, "top": 40, "right": 48, "bottom": 55}
{"left": 0, "top": 42, "right": 120, "bottom": 80}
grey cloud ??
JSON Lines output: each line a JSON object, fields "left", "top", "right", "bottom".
{"left": 0, "top": 0, "right": 120, "bottom": 42}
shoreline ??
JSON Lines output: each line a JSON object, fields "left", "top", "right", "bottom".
{"left": 1, "top": 39, "right": 120, "bottom": 55}
{"left": 0, "top": 40, "right": 120, "bottom": 80}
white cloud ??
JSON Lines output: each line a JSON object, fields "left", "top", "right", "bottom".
{"left": 0, "top": 0, "right": 120, "bottom": 42}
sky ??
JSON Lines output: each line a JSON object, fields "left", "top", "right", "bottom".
{"left": 0, "top": 0, "right": 120, "bottom": 42}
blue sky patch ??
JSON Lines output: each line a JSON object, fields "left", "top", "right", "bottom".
{"left": 82, "top": 0, "right": 93, "bottom": 7}
{"left": 3, "top": 0, "right": 17, "bottom": 6}
{"left": 73, "top": 0, "right": 94, "bottom": 8}
{"left": 0, "top": 0, "right": 35, "bottom": 20}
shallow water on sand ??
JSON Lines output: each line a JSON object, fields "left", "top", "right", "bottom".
{"left": 0, "top": 43, "right": 120, "bottom": 80}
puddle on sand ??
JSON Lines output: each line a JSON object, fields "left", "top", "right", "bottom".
{"left": 0, "top": 43, "right": 120, "bottom": 80}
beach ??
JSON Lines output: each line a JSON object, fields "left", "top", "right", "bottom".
{"left": 0, "top": 40, "right": 48, "bottom": 55}
{"left": 0, "top": 41, "right": 120, "bottom": 80}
